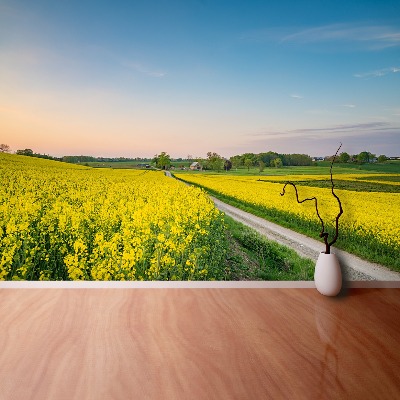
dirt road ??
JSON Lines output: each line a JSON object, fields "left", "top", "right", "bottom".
{"left": 212, "top": 197, "right": 400, "bottom": 281}
{"left": 167, "top": 172, "right": 400, "bottom": 281}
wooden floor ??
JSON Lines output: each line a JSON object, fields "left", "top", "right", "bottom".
{"left": 1, "top": 287, "right": 399, "bottom": 399}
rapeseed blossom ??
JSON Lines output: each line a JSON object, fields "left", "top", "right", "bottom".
{"left": 0, "top": 153, "right": 226, "bottom": 280}
{"left": 176, "top": 173, "right": 400, "bottom": 249}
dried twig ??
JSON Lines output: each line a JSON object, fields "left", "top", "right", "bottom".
{"left": 280, "top": 144, "right": 343, "bottom": 254}
{"left": 327, "top": 144, "right": 343, "bottom": 251}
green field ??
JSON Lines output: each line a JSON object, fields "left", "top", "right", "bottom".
{"left": 174, "top": 165, "right": 400, "bottom": 272}
{"left": 80, "top": 159, "right": 400, "bottom": 177}
{"left": 317, "top": 160, "right": 400, "bottom": 174}
{"left": 224, "top": 216, "right": 314, "bottom": 280}
{"left": 174, "top": 160, "right": 400, "bottom": 176}
{"left": 1, "top": 153, "right": 315, "bottom": 281}
{"left": 76, "top": 158, "right": 400, "bottom": 273}
{"left": 83, "top": 161, "right": 153, "bottom": 169}
{"left": 70, "top": 161, "right": 324, "bottom": 280}
{"left": 83, "top": 160, "right": 193, "bottom": 169}
{"left": 175, "top": 161, "right": 400, "bottom": 193}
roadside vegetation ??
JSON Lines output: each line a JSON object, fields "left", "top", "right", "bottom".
{"left": 176, "top": 161, "right": 400, "bottom": 176}
{"left": 2, "top": 146, "right": 399, "bottom": 280}
{"left": 175, "top": 167, "right": 400, "bottom": 273}
{"left": 223, "top": 216, "right": 314, "bottom": 280}
{"left": 0, "top": 154, "right": 227, "bottom": 280}
{"left": 1, "top": 153, "right": 316, "bottom": 281}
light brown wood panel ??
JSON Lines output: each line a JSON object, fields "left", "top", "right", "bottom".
{"left": 0, "top": 288, "right": 399, "bottom": 399}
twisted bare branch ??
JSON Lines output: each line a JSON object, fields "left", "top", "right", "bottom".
{"left": 327, "top": 143, "right": 343, "bottom": 249}
{"left": 280, "top": 182, "right": 330, "bottom": 252}
{"left": 280, "top": 143, "right": 343, "bottom": 254}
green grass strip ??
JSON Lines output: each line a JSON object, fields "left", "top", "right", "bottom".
{"left": 223, "top": 216, "right": 314, "bottom": 281}
{"left": 176, "top": 176, "right": 400, "bottom": 273}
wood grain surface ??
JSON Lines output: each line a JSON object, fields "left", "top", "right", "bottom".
{"left": 0, "top": 288, "right": 399, "bottom": 400}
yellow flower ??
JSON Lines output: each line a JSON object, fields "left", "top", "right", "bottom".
{"left": 176, "top": 172, "right": 400, "bottom": 248}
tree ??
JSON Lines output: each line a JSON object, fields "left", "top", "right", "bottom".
{"left": 240, "top": 153, "right": 257, "bottom": 166}
{"left": 224, "top": 159, "right": 232, "bottom": 171}
{"left": 153, "top": 152, "right": 171, "bottom": 170}
{"left": 377, "top": 154, "right": 388, "bottom": 163}
{"left": 258, "top": 160, "right": 265, "bottom": 172}
{"left": 272, "top": 158, "right": 283, "bottom": 168}
{"left": 338, "top": 152, "right": 350, "bottom": 163}
{"left": 230, "top": 155, "right": 242, "bottom": 170}
{"left": 0, "top": 143, "right": 11, "bottom": 153}
{"left": 206, "top": 152, "right": 224, "bottom": 171}
{"left": 281, "top": 153, "right": 312, "bottom": 166}
{"left": 63, "top": 155, "right": 96, "bottom": 163}
{"left": 244, "top": 158, "right": 253, "bottom": 171}
{"left": 259, "top": 151, "right": 279, "bottom": 166}
{"left": 357, "top": 151, "right": 375, "bottom": 164}
{"left": 16, "top": 149, "right": 34, "bottom": 156}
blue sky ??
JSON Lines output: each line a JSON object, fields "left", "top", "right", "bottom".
{"left": 1, "top": 0, "right": 399, "bottom": 158}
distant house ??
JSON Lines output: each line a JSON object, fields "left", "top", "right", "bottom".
{"left": 189, "top": 162, "right": 201, "bottom": 170}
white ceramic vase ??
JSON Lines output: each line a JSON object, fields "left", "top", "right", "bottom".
{"left": 314, "top": 252, "right": 342, "bottom": 296}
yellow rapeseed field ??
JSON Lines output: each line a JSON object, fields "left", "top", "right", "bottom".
{"left": 175, "top": 173, "right": 400, "bottom": 249}
{"left": 0, "top": 154, "right": 226, "bottom": 280}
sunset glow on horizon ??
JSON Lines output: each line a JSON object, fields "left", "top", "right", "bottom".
{"left": 1, "top": 0, "right": 399, "bottom": 158}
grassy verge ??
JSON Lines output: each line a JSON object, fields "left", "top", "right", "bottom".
{"left": 175, "top": 176, "right": 400, "bottom": 273}
{"left": 172, "top": 161, "right": 400, "bottom": 176}
{"left": 317, "top": 160, "right": 400, "bottom": 173}
{"left": 222, "top": 216, "right": 314, "bottom": 281}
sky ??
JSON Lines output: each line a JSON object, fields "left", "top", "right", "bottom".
{"left": 1, "top": 0, "right": 399, "bottom": 158}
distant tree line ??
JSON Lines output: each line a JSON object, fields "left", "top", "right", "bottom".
{"left": 14, "top": 148, "right": 62, "bottom": 161}
{"left": 4, "top": 148, "right": 151, "bottom": 164}
{"left": 182, "top": 151, "right": 312, "bottom": 172}
{"left": 1, "top": 143, "right": 393, "bottom": 170}
{"left": 333, "top": 151, "right": 389, "bottom": 164}
{"left": 62, "top": 155, "right": 151, "bottom": 163}
{"left": 229, "top": 151, "right": 313, "bottom": 169}
{"left": 193, "top": 150, "right": 393, "bottom": 172}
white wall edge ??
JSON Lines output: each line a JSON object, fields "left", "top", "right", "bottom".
{"left": 0, "top": 281, "right": 399, "bottom": 289}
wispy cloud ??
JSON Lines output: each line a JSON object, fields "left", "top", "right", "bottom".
{"left": 341, "top": 104, "right": 356, "bottom": 108}
{"left": 243, "top": 130, "right": 400, "bottom": 157}
{"left": 291, "top": 122, "right": 389, "bottom": 134}
{"left": 281, "top": 23, "right": 400, "bottom": 50}
{"left": 122, "top": 62, "right": 166, "bottom": 78}
{"left": 242, "top": 23, "right": 400, "bottom": 51}
{"left": 290, "top": 94, "right": 303, "bottom": 99}
{"left": 354, "top": 66, "right": 400, "bottom": 79}
{"left": 247, "top": 122, "right": 397, "bottom": 139}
